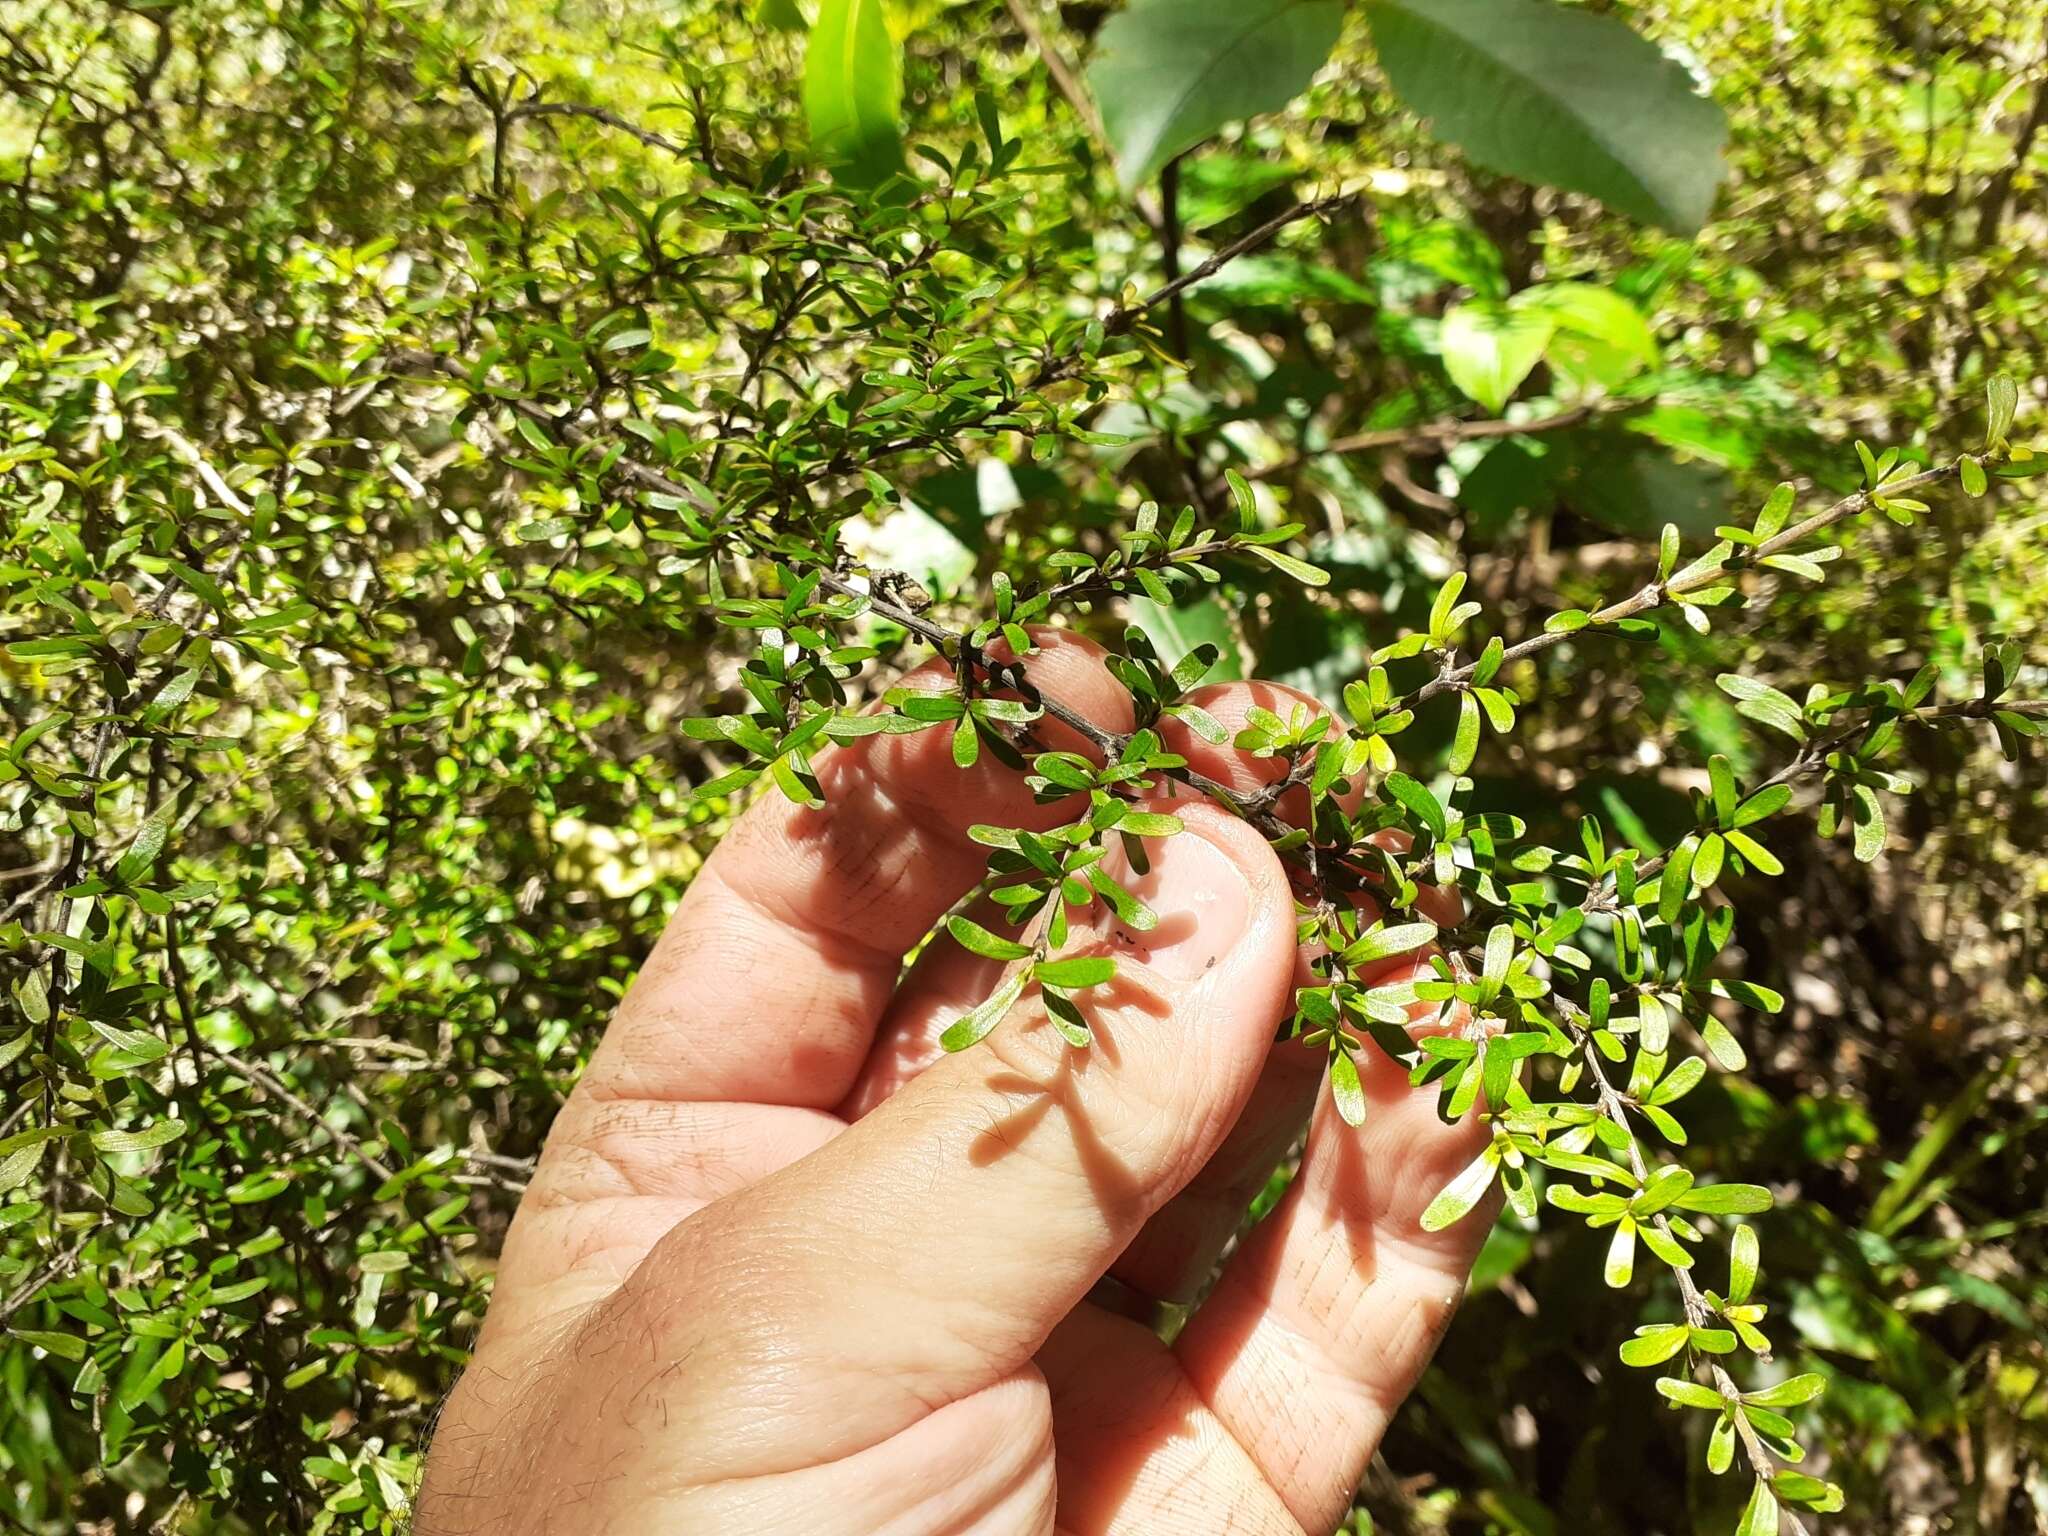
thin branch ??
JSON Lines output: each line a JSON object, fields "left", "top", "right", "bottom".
{"left": 1159, "top": 156, "right": 1188, "bottom": 359}
{"left": 507, "top": 101, "right": 692, "bottom": 161}
{"left": 1096, "top": 193, "right": 1358, "bottom": 358}
{"left": 216, "top": 1051, "right": 396, "bottom": 1184}
{"left": 1975, "top": 25, "right": 2048, "bottom": 249}
{"left": 1240, "top": 398, "right": 1634, "bottom": 485}
{"left": 1568, "top": 1015, "right": 1780, "bottom": 1484}
{"left": 0, "top": 1233, "right": 91, "bottom": 1327}
{"left": 1411, "top": 456, "right": 1983, "bottom": 710}
{"left": 1584, "top": 693, "right": 2048, "bottom": 907}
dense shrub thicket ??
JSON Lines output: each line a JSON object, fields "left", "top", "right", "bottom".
{"left": 1, "top": 0, "right": 2044, "bottom": 1531}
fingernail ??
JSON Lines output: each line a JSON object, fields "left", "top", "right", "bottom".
{"left": 1101, "top": 829, "right": 1252, "bottom": 983}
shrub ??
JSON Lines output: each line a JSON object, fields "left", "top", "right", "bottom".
{"left": 1, "top": 0, "right": 2043, "bottom": 1530}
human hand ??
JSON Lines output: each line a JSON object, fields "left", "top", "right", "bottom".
{"left": 416, "top": 631, "right": 1499, "bottom": 1536}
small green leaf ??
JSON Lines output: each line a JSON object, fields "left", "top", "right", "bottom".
{"left": 115, "top": 802, "right": 176, "bottom": 884}
{"left": 1850, "top": 783, "right": 1886, "bottom": 862}
{"left": 1657, "top": 1377, "right": 1727, "bottom": 1410}
{"left": 1708, "top": 1415, "right": 1737, "bottom": 1474}
{"left": 1647, "top": 1056, "right": 1705, "bottom": 1107}
{"left": 1042, "top": 987, "right": 1095, "bottom": 1048}
{"left": 1736, "top": 1478, "right": 1779, "bottom": 1536}
{"left": 1604, "top": 1216, "right": 1637, "bottom": 1286}
{"left": 1341, "top": 921, "right": 1439, "bottom": 966}
{"left": 1744, "top": 1372, "right": 1826, "bottom": 1408}
{"left": 1731, "top": 784, "right": 1790, "bottom": 828}
{"left": 1728, "top": 1222, "right": 1760, "bottom": 1305}
{"left": 1449, "top": 690, "right": 1481, "bottom": 773}
{"left": 1674, "top": 1181, "right": 1773, "bottom": 1215}
{"left": 1619, "top": 1323, "right": 1690, "bottom": 1367}
{"left": 1242, "top": 543, "right": 1331, "bottom": 588}
{"left": 91, "top": 1118, "right": 187, "bottom": 1155}
{"left": 1690, "top": 832, "right": 1724, "bottom": 891}
{"left": 1330, "top": 1049, "right": 1367, "bottom": 1127}
{"left": 940, "top": 970, "right": 1028, "bottom": 1051}
{"left": 1986, "top": 373, "right": 2018, "bottom": 449}
{"left": 946, "top": 915, "right": 1032, "bottom": 962}
{"left": 8, "top": 1328, "right": 85, "bottom": 1362}
{"left": 1420, "top": 1146, "right": 1499, "bottom": 1231}
{"left": 1117, "top": 810, "right": 1185, "bottom": 838}
{"left": 1384, "top": 771, "right": 1448, "bottom": 840}
{"left": 1036, "top": 954, "right": 1117, "bottom": 988}
{"left": 1657, "top": 839, "right": 1694, "bottom": 925}
{"left": 1701, "top": 1016, "right": 1747, "bottom": 1072}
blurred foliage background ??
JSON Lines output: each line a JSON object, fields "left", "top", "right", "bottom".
{"left": 0, "top": 0, "right": 2044, "bottom": 1530}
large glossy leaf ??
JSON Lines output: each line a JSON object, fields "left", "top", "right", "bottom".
{"left": 1088, "top": 0, "right": 1344, "bottom": 192}
{"left": 1367, "top": 0, "right": 1727, "bottom": 233}
{"left": 804, "top": 0, "right": 903, "bottom": 184}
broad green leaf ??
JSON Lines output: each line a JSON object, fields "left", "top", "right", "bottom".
{"left": 1438, "top": 302, "right": 1553, "bottom": 413}
{"left": 805, "top": 0, "right": 904, "bottom": 185}
{"left": 1088, "top": 0, "right": 1344, "bottom": 191}
{"left": 1368, "top": 0, "right": 1728, "bottom": 232}
{"left": 1516, "top": 281, "right": 1659, "bottom": 390}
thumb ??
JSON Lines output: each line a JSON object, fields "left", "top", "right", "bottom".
{"left": 602, "top": 801, "right": 1296, "bottom": 1479}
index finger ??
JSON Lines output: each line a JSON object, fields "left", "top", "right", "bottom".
{"left": 579, "top": 628, "right": 1133, "bottom": 1110}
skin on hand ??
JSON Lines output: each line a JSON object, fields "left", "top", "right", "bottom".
{"left": 414, "top": 630, "right": 1500, "bottom": 1536}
